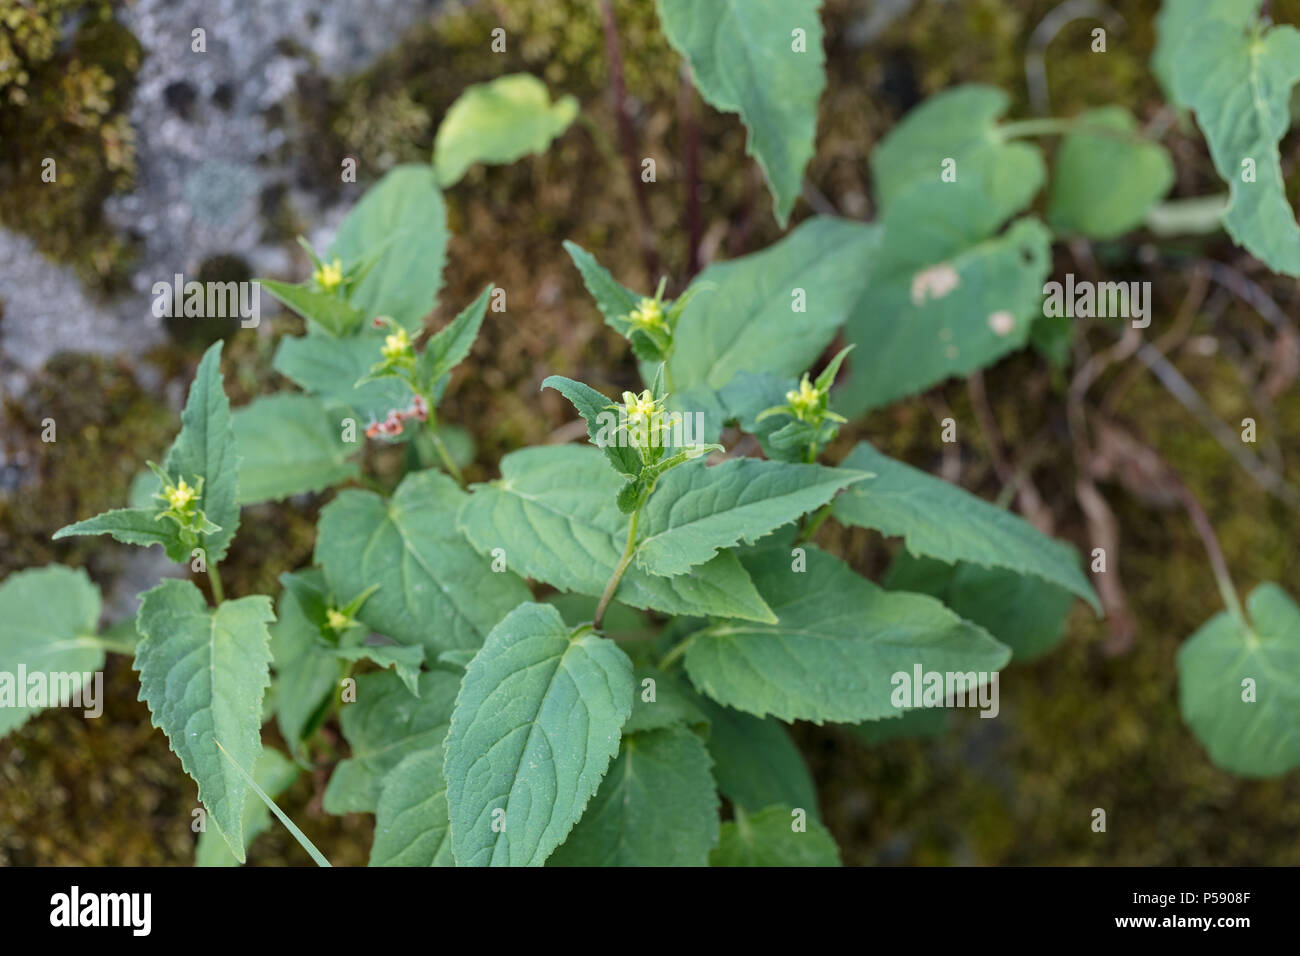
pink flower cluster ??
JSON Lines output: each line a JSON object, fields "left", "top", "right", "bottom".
{"left": 365, "top": 394, "right": 429, "bottom": 439}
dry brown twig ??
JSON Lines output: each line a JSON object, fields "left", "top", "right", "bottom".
{"left": 600, "top": 0, "right": 658, "bottom": 281}
{"left": 966, "top": 369, "right": 1055, "bottom": 535}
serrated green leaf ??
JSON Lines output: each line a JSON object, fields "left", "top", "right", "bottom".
{"left": 52, "top": 507, "right": 188, "bottom": 561}
{"left": 232, "top": 394, "right": 359, "bottom": 504}
{"left": 416, "top": 284, "right": 492, "bottom": 391}
{"left": 636, "top": 458, "right": 867, "bottom": 576}
{"left": 260, "top": 279, "right": 367, "bottom": 337}
{"left": 162, "top": 341, "right": 241, "bottom": 563}
{"left": 884, "top": 551, "right": 1073, "bottom": 662}
{"left": 444, "top": 603, "right": 634, "bottom": 866}
{"left": 333, "top": 642, "right": 424, "bottom": 696}
{"left": 657, "top": 0, "right": 825, "bottom": 226}
{"left": 273, "top": 330, "right": 417, "bottom": 423}
{"left": 562, "top": 240, "right": 642, "bottom": 333}
{"left": 0, "top": 566, "right": 104, "bottom": 738}
{"left": 433, "top": 74, "right": 578, "bottom": 187}
{"left": 195, "top": 747, "right": 299, "bottom": 866}
{"left": 135, "top": 579, "right": 274, "bottom": 860}
{"left": 710, "top": 805, "right": 840, "bottom": 866}
{"left": 671, "top": 370, "right": 790, "bottom": 450}
{"left": 696, "top": 697, "right": 817, "bottom": 818}
{"left": 213, "top": 737, "right": 330, "bottom": 866}
{"left": 369, "top": 745, "right": 453, "bottom": 866}
{"left": 666, "top": 217, "right": 881, "bottom": 394}
{"left": 616, "top": 442, "right": 726, "bottom": 516}
{"left": 55, "top": 342, "right": 240, "bottom": 562}
{"left": 684, "top": 546, "right": 1010, "bottom": 723}
{"left": 1178, "top": 583, "right": 1300, "bottom": 777}
{"left": 316, "top": 469, "right": 531, "bottom": 655}
{"left": 329, "top": 165, "right": 448, "bottom": 331}
{"left": 1172, "top": 18, "right": 1300, "bottom": 275}
{"left": 324, "top": 669, "right": 461, "bottom": 814}
{"left": 269, "top": 570, "right": 339, "bottom": 756}
{"left": 834, "top": 442, "right": 1100, "bottom": 610}
{"left": 549, "top": 725, "right": 719, "bottom": 866}
{"left": 541, "top": 375, "right": 641, "bottom": 477}
{"left": 624, "top": 665, "right": 711, "bottom": 735}
{"left": 1047, "top": 106, "right": 1174, "bottom": 239}
{"left": 457, "top": 445, "right": 776, "bottom": 622}
{"left": 435, "top": 649, "right": 477, "bottom": 671}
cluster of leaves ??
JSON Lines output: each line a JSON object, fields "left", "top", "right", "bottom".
{"left": 14, "top": 225, "right": 1101, "bottom": 863}
{"left": 8, "top": 0, "right": 1300, "bottom": 870}
{"left": 10, "top": 48, "right": 1100, "bottom": 861}
{"left": 662, "top": 0, "right": 1300, "bottom": 778}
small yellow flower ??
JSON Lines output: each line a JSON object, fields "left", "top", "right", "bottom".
{"left": 326, "top": 608, "right": 351, "bottom": 631}
{"left": 627, "top": 297, "right": 666, "bottom": 332}
{"left": 313, "top": 257, "right": 344, "bottom": 291}
{"left": 622, "top": 389, "right": 659, "bottom": 425}
{"left": 786, "top": 376, "right": 821, "bottom": 421}
{"left": 166, "top": 478, "right": 197, "bottom": 511}
{"left": 381, "top": 327, "right": 410, "bottom": 362}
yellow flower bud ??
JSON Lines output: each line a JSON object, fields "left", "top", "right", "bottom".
{"left": 627, "top": 297, "right": 666, "bottom": 332}
{"left": 313, "top": 257, "right": 344, "bottom": 292}
{"left": 166, "top": 478, "right": 197, "bottom": 511}
{"left": 623, "top": 389, "right": 659, "bottom": 425}
{"left": 381, "top": 327, "right": 410, "bottom": 362}
{"left": 326, "top": 608, "right": 351, "bottom": 631}
{"left": 787, "top": 375, "right": 821, "bottom": 420}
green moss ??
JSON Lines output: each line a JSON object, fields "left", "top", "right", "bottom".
{"left": 0, "top": 1, "right": 140, "bottom": 290}
{"left": 0, "top": 353, "right": 173, "bottom": 580}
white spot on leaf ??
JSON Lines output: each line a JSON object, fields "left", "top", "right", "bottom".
{"left": 910, "top": 263, "right": 960, "bottom": 306}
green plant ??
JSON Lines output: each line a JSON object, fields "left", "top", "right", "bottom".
{"left": 8, "top": 0, "right": 1300, "bottom": 867}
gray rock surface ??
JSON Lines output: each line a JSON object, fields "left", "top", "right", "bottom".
{"left": 0, "top": 0, "right": 442, "bottom": 380}
{"left": 0, "top": 0, "right": 443, "bottom": 618}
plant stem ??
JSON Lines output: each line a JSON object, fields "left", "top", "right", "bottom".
{"left": 600, "top": 0, "right": 658, "bottom": 280}
{"left": 86, "top": 635, "right": 137, "bottom": 656}
{"left": 208, "top": 564, "right": 225, "bottom": 604}
{"left": 1169, "top": 476, "right": 1248, "bottom": 630}
{"left": 594, "top": 506, "right": 641, "bottom": 630}
{"left": 999, "top": 116, "right": 1155, "bottom": 147}
{"left": 429, "top": 427, "right": 465, "bottom": 488}
{"left": 1144, "top": 194, "right": 1229, "bottom": 236}
{"left": 658, "top": 633, "right": 695, "bottom": 671}
{"left": 997, "top": 117, "right": 1076, "bottom": 139}
{"left": 679, "top": 64, "right": 702, "bottom": 281}
{"left": 799, "top": 502, "right": 832, "bottom": 543}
